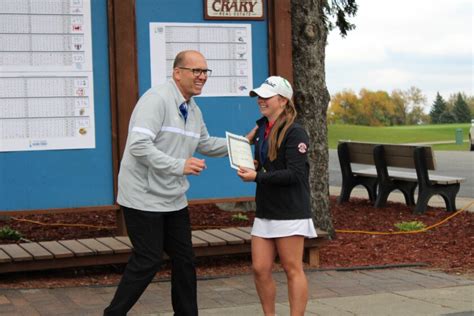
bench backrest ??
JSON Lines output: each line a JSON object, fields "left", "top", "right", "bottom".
{"left": 339, "top": 141, "right": 436, "bottom": 170}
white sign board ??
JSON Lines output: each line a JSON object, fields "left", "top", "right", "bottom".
{"left": 150, "top": 22, "right": 253, "bottom": 97}
{"left": 204, "top": 0, "right": 264, "bottom": 20}
{"left": 0, "top": 0, "right": 95, "bottom": 152}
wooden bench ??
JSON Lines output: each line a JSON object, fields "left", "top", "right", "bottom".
{"left": 337, "top": 141, "right": 378, "bottom": 204}
{"left": 0, "top": 227, "right": 328, "bottom": 274}
{"left": 337, "top": 141, "right": 465, "bottom": 214}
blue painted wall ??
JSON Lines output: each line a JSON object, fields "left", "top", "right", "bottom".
{"left": 135, "top": 0, "right": 269, "bottom": 199}
{"left": 0, "top": 0, "right": 270, "bottom": 211}
{"left": 0, "top": 0, "right": 114, "bottom": 211}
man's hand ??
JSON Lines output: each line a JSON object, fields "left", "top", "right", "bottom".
{"left": 253, "top": 159, "right": 259, "bottom": 170}
{"left": 237, "top": 166, "right": 257, "bottom": 182}
{"left": 184, "top": 157, "right": 206, "bottom": 175}
{"left": 245, "top": 125, "right": 258, "bottom": 144}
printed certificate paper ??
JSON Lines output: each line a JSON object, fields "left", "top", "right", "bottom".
{"left": 226, "top": 132, "right": 255, "bottom": 170}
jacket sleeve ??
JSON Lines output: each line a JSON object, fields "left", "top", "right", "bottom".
{"left": 195, "top": 108, "right": 228, "bottom": 157}
{"left": 127, "top": 93, "right": 185, "bottom": 176}
{"left": 255, "top": 127, "right": 309, "bottom": 186}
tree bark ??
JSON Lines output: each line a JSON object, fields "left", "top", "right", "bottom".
{"left": 291, "top": 0, "right": 334, "bottom": 236}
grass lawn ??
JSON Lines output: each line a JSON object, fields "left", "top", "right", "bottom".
{"left": 328, "top": 123, "right": 471, "bottom": 150}
{"left": 432, "top": 142, "right": 470, "bottom": 151}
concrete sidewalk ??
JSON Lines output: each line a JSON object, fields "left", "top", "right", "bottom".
{"left": 0, "top": 268, "right": 472, "bottom": 315}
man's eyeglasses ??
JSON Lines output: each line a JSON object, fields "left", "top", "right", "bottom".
{"left": 178, "top": 67, "right": 212, "bottom": 77}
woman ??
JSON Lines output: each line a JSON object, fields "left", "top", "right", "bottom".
{"left": 238, "top": 76, "right": 317, "bottom": 316}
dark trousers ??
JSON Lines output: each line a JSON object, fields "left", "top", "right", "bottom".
{"left": 104, "top": 206, "right": 197, "bottom": 316}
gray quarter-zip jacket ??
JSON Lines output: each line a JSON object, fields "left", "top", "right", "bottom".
{"left": 117, "top": 80, "right": 227, "bottom": 212}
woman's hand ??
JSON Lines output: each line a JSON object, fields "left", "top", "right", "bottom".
{"left": 237, "top": 166, "right": 257, "bottom": 182}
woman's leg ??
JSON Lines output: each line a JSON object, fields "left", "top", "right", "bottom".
{"left": 252, "top": 236, "right": 277, "bottom": 316}
{"left": 275, "top": 236, "right": 307, "bottom": 316}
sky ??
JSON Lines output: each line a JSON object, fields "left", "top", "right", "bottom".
{"left": 325, "top": 0, "right": 473, "bottom": 111}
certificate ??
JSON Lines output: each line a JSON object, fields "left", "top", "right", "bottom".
{"left": 226, "top": 131, "right": 255, "bottom": 170}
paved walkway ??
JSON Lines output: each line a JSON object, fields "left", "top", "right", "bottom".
{"left": 0, "top": 268, "right": 472, "bottom": 315}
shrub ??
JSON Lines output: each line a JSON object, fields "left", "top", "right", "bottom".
{"left": 231, "top": 213, "right": 249, "bottom": 222}
{"left": 0, "top": 226, "right": 23, "bottom": 241}
{"left": 394, "top": 221, "right": 426, "bottom": 232}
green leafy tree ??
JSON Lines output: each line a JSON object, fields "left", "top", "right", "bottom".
{"left": 391, "top": 87, "right": 427, "bottom": 125}
{"left": 407, "top": 105, "right": 430, "bottom": 125}
{"left": 291, "top": 0, "right": 357, "bottom": 236}
{"left": 404, "top": 87, "right": 427, "bottom": 125}
{"left": 465, "top": 95, "right": 474, "bottom": 115}
{"left": 452, "top": 93, "right": 471, "bottom": 122}
{"left": 429, "top": 92, "right": 447, "bottom": 123}
{"left": 390, "top": 89, "right": 408, "bottom": 125}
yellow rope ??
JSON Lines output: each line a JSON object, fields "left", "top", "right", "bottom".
{"left": 10, "top": 218, "right": 234, "bottom": 230}
{"left": 11, "top": 217, "right": 115, "bottom": 230}
{"left": 336, "top": 201, "right": 473, "bottom": 235}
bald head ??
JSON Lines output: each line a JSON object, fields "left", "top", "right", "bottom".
{"left": 173, "top": 50, "right": 206, "bottom": 69}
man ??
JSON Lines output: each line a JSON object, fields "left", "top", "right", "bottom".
{"left": 104, "top": 50, "right": 228, "bottom": 315}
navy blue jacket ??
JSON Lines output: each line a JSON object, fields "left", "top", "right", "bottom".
{"left": 253, "top": 117, "right": 312, "bottom": 220}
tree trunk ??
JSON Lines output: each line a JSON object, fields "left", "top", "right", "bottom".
{"left": 291, "top": 0, "right": 334, "bottom": 236}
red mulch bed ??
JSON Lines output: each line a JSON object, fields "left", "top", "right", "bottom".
{"left": 0, "top": 196, "right": 472, "bottom": 288}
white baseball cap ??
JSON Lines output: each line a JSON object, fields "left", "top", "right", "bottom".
{"left": 249, "top": 76, "right": 293, "bottom": 100}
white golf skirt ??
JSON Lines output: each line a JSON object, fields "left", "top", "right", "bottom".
{"left": 251, "top": 217, "right": 317, "bottom": 238}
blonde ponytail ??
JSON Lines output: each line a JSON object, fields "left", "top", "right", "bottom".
{"left": 267, "top": 98, "right": 297, "bottom": 161}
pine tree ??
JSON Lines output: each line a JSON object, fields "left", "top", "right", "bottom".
{"left": 452, "top": 93, "right": 472, "bottom": 123}
{"left": 429, "top": 92, "right": 447, "bottom": 124}
{"left": 439, "top": 111, "right": 457, "bottom": 123}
